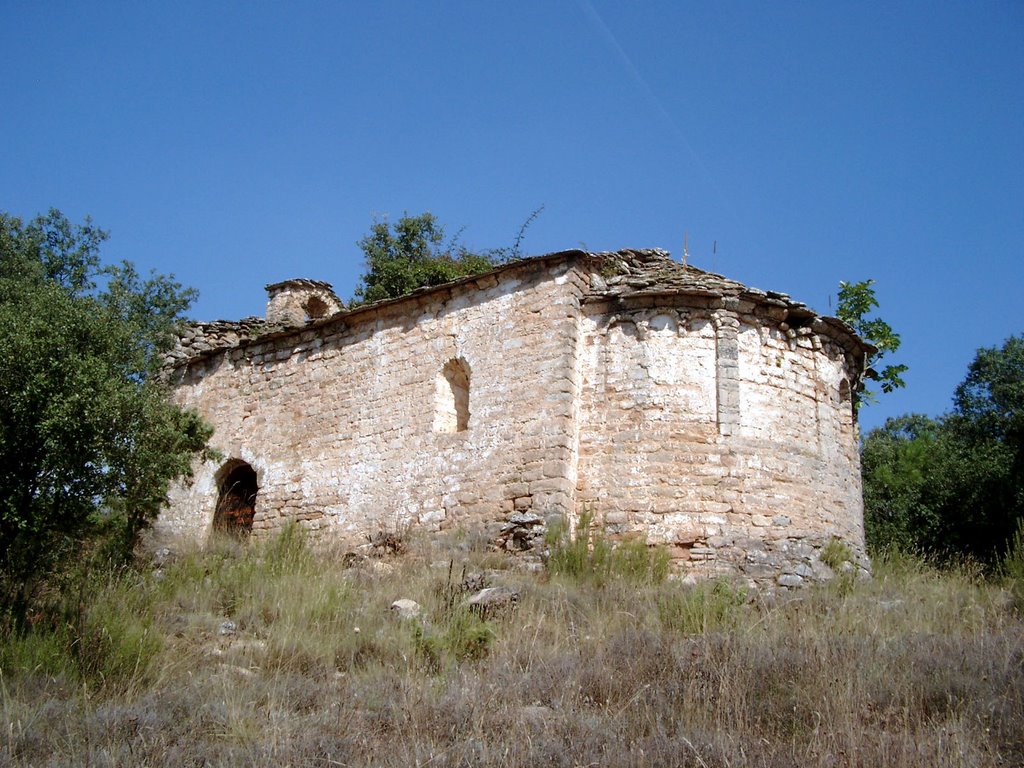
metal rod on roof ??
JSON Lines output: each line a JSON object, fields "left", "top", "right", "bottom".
{"left": 683, "top": 231, "right": 688, "bottom": 270}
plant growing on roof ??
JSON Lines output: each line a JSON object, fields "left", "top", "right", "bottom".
{"left": 836, "top": 278, "right": 907, "bottom": 403}
{"left": 352, "top": 208, "right": 545, "bottom": 304}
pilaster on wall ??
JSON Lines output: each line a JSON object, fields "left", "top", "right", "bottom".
{"left": 713, "top": 309, "right": 740, "bottom": 436}
{"left": 527, "top": 262, "right": 589, "bottom": 529}
{"left": 562, "top": 267, "right": 591, "bottom": 532}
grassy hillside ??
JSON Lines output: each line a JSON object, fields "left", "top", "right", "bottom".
{"left": 2, "top": 527, "right": 1022, "bottom": 767}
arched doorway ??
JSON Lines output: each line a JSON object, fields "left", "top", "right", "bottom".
{"left": 213, "top": 460, "right": 258, "bottom": 535}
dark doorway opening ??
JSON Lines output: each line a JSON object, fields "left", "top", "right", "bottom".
{"left": 213, "top": 461, "right": 258, "bottom": 535}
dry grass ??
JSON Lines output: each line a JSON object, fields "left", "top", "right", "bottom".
{"left": 1, "top": 529, "right": 1022, "bottom": 767}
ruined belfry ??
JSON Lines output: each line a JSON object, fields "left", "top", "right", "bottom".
{"left": 158, "top": 249, "right": 871, "bottom": 586}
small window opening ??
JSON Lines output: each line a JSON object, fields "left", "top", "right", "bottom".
{"left": 434, "top": 358, "right": 470, "bottom": 433}
{"left": 213, "top": 460, "right": 258, "bottom": 535}
{"left": 838, "top": 378, "right": 851, "bottom": 403}
{"left": 304, "top": 296, "right": 329, "bottom": 322}
{"left": 648, "top": 314, "right": 677, "bottom": 335}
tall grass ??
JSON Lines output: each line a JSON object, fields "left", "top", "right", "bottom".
{"left": 1, "top": 527, "right": 1021, "bottom": 767}
{"left": 545, "top": 509, "right": 670, "bottom": 586}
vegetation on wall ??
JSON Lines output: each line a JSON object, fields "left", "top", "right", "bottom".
{"left": 0, "top": 209, "right": 212, "bottom": 629}
{"left": 352, "top": 208, "right": 544, "bottom": 304}
{"left": 836, "top": 278, "right": 908, "bottom": 401}
{"left": 862, "top": 334, "right": 1024, "bottom": 567}
{"left": 352, "top": 212, "right": 496, "bottom": 304}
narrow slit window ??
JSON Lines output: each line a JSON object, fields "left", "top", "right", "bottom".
{"left": 434, "top": 358, "right": 471, "bottom": 433}
{"left": 838, "top": 378, "right": 851, "bottom": 403}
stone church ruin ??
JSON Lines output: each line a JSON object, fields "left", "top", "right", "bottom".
{"left": 157, "top": 248, "right": 872, "bottom": 586}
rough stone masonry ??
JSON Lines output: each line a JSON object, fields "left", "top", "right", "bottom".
{"left": 156, "top": 248, "right": 873, "bottom": 587}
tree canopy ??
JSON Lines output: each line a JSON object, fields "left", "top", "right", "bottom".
{"left": 0, "top": 209, "right": 212, "bottom": 624}
{"left": 862, "top": 334, "right": 1024, "bottom": 566}
{"left": 352, "top": 212, "right": 498, "bottom": 304}
{"left": 352, "top": 208, "right": 544, "bottom": 304}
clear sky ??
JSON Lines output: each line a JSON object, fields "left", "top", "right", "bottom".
{"left": 2, "top": 1, "right": 1021, "bottom": 432}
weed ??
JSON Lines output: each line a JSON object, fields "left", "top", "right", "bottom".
{"left": 599, "top": 257, "right": 627, "bottom": 279}
{"left": 820, "top": 537, "right": 854, "bottom": 570}
{"left": 73, "top": 590, "right": 163, "bottom": 688}
{"left": 413, "top": 608, "right": 494, "bottom": 669}
{"left": 611, "top": 535, "right": 671, "bottom": 585}
{"left": 1002, "top": 516, "right": 1024, "bottom": 610}
{"left": 366, "top": 520, "right": 411, "bottom": 556}
{"left": 1002, "top": 516, "right": 1024, "bottom": 581}
{"left": 657, "top": 579, "right": 747, "bottom": 634}
{"left": 545, "top": 509, "right": 610, "bottom": 582}
{"left": 412, "top": 563, "right": 497, "bottom": 670}
{"left": 443, "top": 609, "right": 494, "bottom": 661}
{"left": 262, "top": 521, "right": 310, "bottom": 574}
{"left": 546, "top": 509, "right": 670, "bottom": 586}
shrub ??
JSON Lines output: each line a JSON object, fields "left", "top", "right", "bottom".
{"left": 0, "top": 210, "right": 212, "bottom": 629}
{"left": 656, "top": 579, "right": 747, "bottom": 634}
{"left": 610, "top": 535, "right": 671, "bottom": 585}
{"left": 412, "top": 565, "right": 497, "bottom": 670}
{"left": 546, "top": 510, "right": 670, "bottom": 585}
{"left": 820, "top": 537, "right": 854, "bottom": 570}
{"left": 545, "top": 509, "right": 610, "bottom": 581}
{"left": 441, "top": 609, "right": 495, "bottom": 662}
{"left": 1002, "top": 517, "right": 1024, "bottom": 581}
{"left": 412, "top": 609, "right": 495, "bottom": 671}
{"left": 1002, "top": 517, "right": 1024, "bottom": 610}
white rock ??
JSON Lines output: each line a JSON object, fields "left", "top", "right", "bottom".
{"left": 465, "top": 586, "right": 520, "bottom": 614}
{"left": 390, "top": 599, "right": 422, "bottom": 619}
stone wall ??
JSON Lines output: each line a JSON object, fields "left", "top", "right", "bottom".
{"left": 160, "top": 258, "right": 586, "bottom": 548}
{"left": 158, "top": 249, "right": 869, "bottom": 586}
{"left": 575, "top": 302, "right": 722, "bottom": 559}
{"left": 574, "top": 291, "right": 867, "bottom": 584}
{"left": 162, "top": 319, "right": 269, "bottom": 369}
{"left": 265, "top": 279, "right": 343, "bottom": 327}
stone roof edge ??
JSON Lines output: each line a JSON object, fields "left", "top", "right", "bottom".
{"left": 340, "top": 249, "right": 588, "bottom": 318}
{"left": 579, "top": 251, "right": 872, "bottom": 360}
{"left": 591, "top": 285, "right": 873, "bottom": 358}
{"left": 165, "top": 248, "right": 872, "bottom": 369}
{"left": 164, "top": 250, "right": 588, "bottom": 370}
{"left": 183, "top": 317, "right": 268, "bottom": 332}
{"left": 264, "top": 278, "right": 338, "bottom": 294}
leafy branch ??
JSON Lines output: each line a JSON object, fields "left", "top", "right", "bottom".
{"left": 837, "top": 279, "right": 908, "bottom": 403}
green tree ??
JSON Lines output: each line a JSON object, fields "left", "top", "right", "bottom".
{"left": 0, "top": 209, "right": 212, "bottom": 625}
{"left": 861, "top": 414, "right": 944, "bottom": 554}
{"left": 861, "top": 334, "right": 1024, "bottom": 566}
{"left": 837, "top": 279, "right": 908, "bottom": 402}
{"left": 353, "top": 212, "right": 497, "bottom": 304}
{"left": 947, "top": 335, "right": 1024, "bottom": 556}
{"left": 951, "top": 335, "right": 1024, "bottom": 447}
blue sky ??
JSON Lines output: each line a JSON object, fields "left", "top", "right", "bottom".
{"left": 2, "top": 1, "right": 1021, "bottom": 432}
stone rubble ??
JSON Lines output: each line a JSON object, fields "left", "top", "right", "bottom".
{"left": 464, "top": 586, "right": 521, "bottom": 618}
